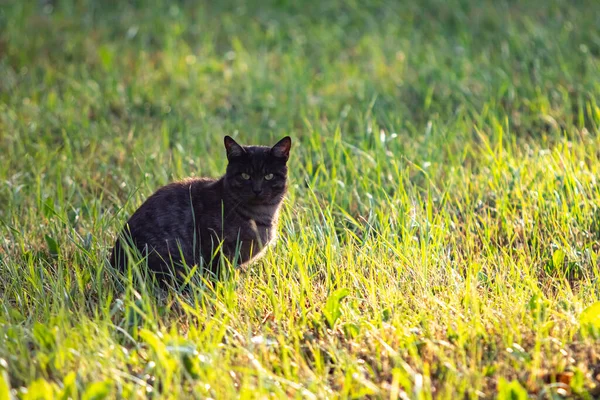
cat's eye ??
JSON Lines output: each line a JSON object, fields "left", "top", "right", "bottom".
{"left": 264, "top": 173, "right": 274, "bottom": 180}
{"left": 241, "top": 173, "right": 251, "bottom": 180}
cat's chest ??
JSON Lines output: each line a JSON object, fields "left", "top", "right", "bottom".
{"left": 197, "top": 203, "right": 279, "bottom": 258}
{"left": 230, "top": 218, "right": 273, "bottom": 245}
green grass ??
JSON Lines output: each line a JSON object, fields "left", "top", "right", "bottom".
{"left": 1, "top": 0, "right": 600, "bottom": 398}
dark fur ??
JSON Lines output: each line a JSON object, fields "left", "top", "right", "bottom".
{"left": 110, "top": 136, "right": 291, "bottom": 284}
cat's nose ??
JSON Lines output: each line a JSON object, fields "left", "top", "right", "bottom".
{"left": 253, "top": 188, "right": 263, "bottom": 195}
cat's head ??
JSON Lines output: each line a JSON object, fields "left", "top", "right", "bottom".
{"left": 223, "top": 136, "right": 291, "bottom": 205}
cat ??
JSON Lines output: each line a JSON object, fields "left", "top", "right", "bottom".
{"left": 110, "top": 136, "right": 291, "bottom": 285}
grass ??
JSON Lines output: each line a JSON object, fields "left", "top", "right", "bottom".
{"left": 1, "top": 0, "right": 600, "bottom": 398}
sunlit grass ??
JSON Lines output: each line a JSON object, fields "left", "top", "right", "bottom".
{"left": 1, "top": 0, "right": 600, "bottom": 398}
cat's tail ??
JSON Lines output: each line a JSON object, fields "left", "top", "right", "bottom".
{"left": 109, "top": 238, "right": 127, "bottom": 272}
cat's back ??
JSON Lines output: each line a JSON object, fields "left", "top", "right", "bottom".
{"left": 152, "top": 177, "right": 218, "bottom": 199}
{"left": 126, "top": 177, "right": 219, "bottom": 229}
{"left": 111, "top": 177, "right": 222, "bottom": 272}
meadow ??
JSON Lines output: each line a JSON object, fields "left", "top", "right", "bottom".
{"left": 1, "top": 0, "right": 600, "bottom": 398}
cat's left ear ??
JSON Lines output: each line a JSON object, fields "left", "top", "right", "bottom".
{"left": 224, "top": 136, "right": 245, "bottom": 160}
{"left": 271, "top": 136, "right": 291, "bottom": 161}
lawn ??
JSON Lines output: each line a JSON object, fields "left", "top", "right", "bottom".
{"left": 1, "top": 0, "right": 600, "bottom": 398}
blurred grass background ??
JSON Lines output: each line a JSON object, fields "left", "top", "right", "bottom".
{"left": 1, "top": 0, "right": 600, "bottom": 398}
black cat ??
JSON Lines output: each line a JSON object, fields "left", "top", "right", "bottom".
{"left": 110, "top": 136, "right": 291, "bottom": 284}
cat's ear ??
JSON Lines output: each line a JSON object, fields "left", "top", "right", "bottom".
{"left": 224, "top": 136, "right": 245, "bottom": 159}
{"left": 271, "top": 136, "right": 291, "bottom": 161}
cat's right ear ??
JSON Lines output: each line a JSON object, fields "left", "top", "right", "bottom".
{"left": 224, "top": 136, "right": 245, "bottom": 160}
{"left": 271, "top": 136, "right": 291, "bottom": 161}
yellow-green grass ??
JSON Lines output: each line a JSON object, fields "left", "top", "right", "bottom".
{"left": 1, "top": 0, "right": 600, "bottom": 398}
